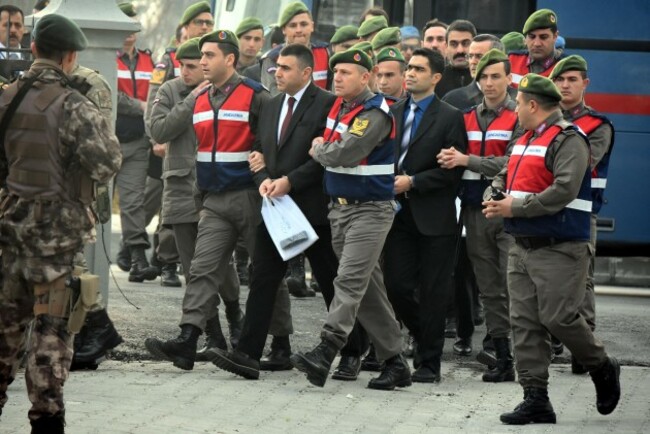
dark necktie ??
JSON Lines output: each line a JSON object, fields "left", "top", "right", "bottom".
{"left": 279, "top": 96, "right": 295, "bottom": 144}
{"left": 398, "top": 102, "right": 418, "bottom": 171}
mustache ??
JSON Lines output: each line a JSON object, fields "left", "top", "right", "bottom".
{"left": 454, "top": 53, "right": 468, "bottom": 60}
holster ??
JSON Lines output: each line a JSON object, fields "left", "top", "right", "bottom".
{"left": 67, "top": 270, "right": 99, "bottom": 333}
{"left": 33, "top": 275, "right": 70, "bottom": 318}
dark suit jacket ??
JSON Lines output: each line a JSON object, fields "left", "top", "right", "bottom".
{"left": 391, "top": 96, "right": 468, "bottom": 236}
{"left": 253, "top": 82, "right": 336, "bottom": 227}
{"left": 443, "top": 81, "right": 519, "bottom": 111}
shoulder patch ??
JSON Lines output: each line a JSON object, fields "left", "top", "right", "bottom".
{"left": 150, "top": 70, "right": 166, "bottom": 85}
{"left": 348, "top": 118, "right": 369, "bottom": 137}
{"left": 241, "top": 77, "right": 264, "bottom": 93}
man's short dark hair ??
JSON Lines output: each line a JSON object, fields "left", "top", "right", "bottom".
{"left": 280, "top": 43, "right": 314, "bottom": 70}
{"left": 446, "top": 19, "right": 477, "bottom": 41}
{"left": 422, "top": 18, "right": 448, "bottom": 34}
{"left": 217, "top": 42, "right": 239, "bottom": 65}
{"left": 270, "top": 26, "right": 284, "bottom": 47}
{"left": 521, "top": 91, "right": 559, "bottom": 111}
{"left": 473, "top": 34, "right": 504, "bottom": 51}
{"left": 359, "top": 7, "right": 389, "bottom": 26}
{"left": 0, "top": 5, "right": 24, "bottom": 18}
{"left": 411, "top": 47, "right": 445, "bottom": 75}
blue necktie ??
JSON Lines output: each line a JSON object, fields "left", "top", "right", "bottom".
{"left": 398, "top": 102, "right": 418, "bottom": 171}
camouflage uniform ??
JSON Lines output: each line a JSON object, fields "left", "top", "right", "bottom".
{"left": 0, "top": 59, "right": 122, "bottom": 421}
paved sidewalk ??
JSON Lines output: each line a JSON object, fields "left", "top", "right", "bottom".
{"left": 2, "top": 361, "right": 648, "bottom": 433}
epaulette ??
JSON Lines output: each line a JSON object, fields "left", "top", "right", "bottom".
{"left": 311, "top": 40, "right": 329, "bottom": 49}
{"left": 462, "top": 105, "right": 478, "bottom": 114}
{"left": 262, "top": 44, "right": 283, "bottom": 62}
{"left": 509, "top": 49, "right": 528, "bottom": 56}
{"left": 241, "top": 76, "right": 266, "bottom": 93}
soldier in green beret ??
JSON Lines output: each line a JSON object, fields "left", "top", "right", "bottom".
{"left": 291, "top": 47, "right": 412, "bottom": 391}
{"left": 371, "top": 26, "right": 401, "bottom": 54}
{"left": 0, "top": 13, "right": 121, "bottom": 432}
{"left": 261, "top": 2, "right": 331, "bottom": 96}
{"left": 483, "top": 73, "right": 621, "bottom": 424}
{"left": 551, "top": 55, "right": 614, "bottom": 376}
{"left": 349, "top": 40, "right": 378, "bottom": 92}
{"left": 509, "top": 9, "right": 566, "bottom": 88}
{"left": 501, "top": 31, "right": 526, "bottom": 54}
{"left": 236, "top": 17, "right": 264, "bottom": 73}
{"left": 357, "top": 15, "right": 388, "bottom": 42}
{"left": 375, "top": 46, "right": 407, "bottom": 100}
{"left": 145, "top": 29, "right": 276, "bottom": 374}
{"left": 330, "top": 25, "right": 360, "bottom": 54}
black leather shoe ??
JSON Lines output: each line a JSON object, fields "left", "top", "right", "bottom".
{"left": 412, "top": 364, "right": 441, "bottom": 383}
{"left": 500, "top": 387, "right": 557, "bottom": 425}
{"left": 482, "top": 337, "right": 515, "bottom": 383}
{"left": 590, "top": 356, "right": 621, "bottom": 415}
{"left": 444, "top": 318, "right": 457, "bottom": 338}
{"left": 571, "top": 355, "right": 588, "bottom": 375}
{"left": 128, "top": 247, "right": 160, "bottom": 282}
{"left": 290, "top": 340, "right": 338, "bottom": 387}
{"left": 476, "top": 349, "right": 497, "bottom": 369}
{"left": 453, "top": 337, "right": 472, "bottom": 356}
{"left": 287, "top": 255, "right": 314, "bottom": 297}
{"left": 332, "top": 356, "right": 361, "bottom": 381}
{"left": 361, "top": 345, "right": 383, "bottom": 371}
{"left": 161, "top": 264, "right": 182, "bottom": 287}
{"left": 144, "top": 324, "right": 201, "bottom": 371}
{"left": 367, "top": 354, "right": 412, "bottom": 390}
{"left": 260, "top": 349, "right": 293, "bottom": 371}
{"left": 210, "top": 348, "right": 260, "bottom": 380}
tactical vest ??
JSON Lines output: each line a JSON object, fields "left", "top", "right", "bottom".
{"left": 0, "top": 74, "right": 93, "bottom": 205}
{"left": 509, "top": 51, "right": 557, "bottom": 88}
{"left": 323, "top": 94, "right": 395, "bottom": 201}
{"left": 116, "top": 49, "right": 154, "bottom": 101}
{"left": 504, "top": 124, "right": 592, "bottom": 240}
{"left": 572, "top": 110, "right": 614, "bottom": 214}
{"left": 461, "top": 107, "right": 518, "bottom": 205}
{"left": 311, "top": 46, "right": 330, "bottom": 89}
{"left": 192, "top": 80, "right": 258, "bottom": 192}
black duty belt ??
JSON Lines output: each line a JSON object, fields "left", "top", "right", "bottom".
{"left": 330, "top": 197, "right": 373, "bottom": 205}
{"left": 515, "top": 237, "right": 571, "bottom": 250}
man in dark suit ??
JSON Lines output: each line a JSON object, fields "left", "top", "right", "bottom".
{"left": 384, "top": 47, "right": 468, "bottom": 383}
{"left": 208, "top": 44, "right": 367, "bottom": 380}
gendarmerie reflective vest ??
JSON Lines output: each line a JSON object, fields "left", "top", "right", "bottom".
{"left": 192, "top": 78, "right": 261, "bottom": 192}
{"left": 504, "top": 123, "right": 592, "bottom": 240}
{"left": 116, "top": 49, "right": 154, "bottom": 101}
{"left": 169, "top": 50, "right": 181, "bottom": 78}
{"left": 265, "top": 42, "right": 330, "bottom": 89}
{"left": 461, "top": 107, "right": 518, "bottom": 205}
{"left": 0, "top": 71, "right": 93, "bottom": 205}
{"left": 323, "top": 94, "right": 395, "bottom": 201}
{"left": 509, "top": 51, "right": 560, "bottom": 88}
{"left": 572, "top": 109, "right": 614, "bottom": 214}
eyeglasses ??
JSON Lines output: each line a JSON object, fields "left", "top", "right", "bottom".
{"left": 192, "top": 18, "right": 214, "bottom": 27}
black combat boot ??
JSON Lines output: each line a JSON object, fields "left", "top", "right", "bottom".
{"left": 500, "top": 387, "right": 557, "bottom": 424}
{"left": 116, "top": 243, "right": 131, "bottom": 272}
{"left": 361, "top": 343, "right": 383, "bottom": 371}
{"left": 224, "top": 300, "right": 244, "bottom": 349}
{"left": 260, "top": 335, "right": 292, "bottom": 371}
{"left": 235, "top": 246, "right": 250, "bottom": 286}
{"left": 286, "top": 255, "right": 314, "bottom": 297}
{"left": 368, "top": 354, "right": 412, "bottom": 390}
{"left": 72, "top": 309, "right": 123, "bottom": 366}
{"left": 144, "top": 324, "right": 201, "bottom": 370}
{"left": 332, "top": 355, "right": 361, "bottom": 381}
{"left": 128, "top": 246, "right": 160, "bottom": 282}
{"left": 160, "top": 263, "right": 182, "bottom": 287}
{"left": 290, "top": 339, "right": 338, "bottom": 387}
{"left": 590, "top": 356, "right": 621, "bottom": 415}
{"left": 195, "top": 313, "right": 228, "bottom": 362}
{"left": 30, "top": 412, "right": 65, "bottom": 434}
{"left": 482, "top": 337, "right": 515, "bottom": 382}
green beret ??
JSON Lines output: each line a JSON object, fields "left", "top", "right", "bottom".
{"left": 550, "top": 55, "right": 588, "bottom": 80}
{"left": 330, "top": 25, "right": 359, "bottom": 45}
{"left": 518, "top": 73, "right": 562, "bottom": 102}
{"left": 350, "top": 41, "right": 373, "bottom": 58}
{"left": 236, "top": 17, "right": 264, "bottom": 38}
{"left": 33, "top": 14, "right": 88, "bottom": 52}
{"left": 523, "top": 9, "right": 558, "bottom": 35}
{"left": 475, "top": 49, "right": 509, "bottom": 80}
{"left": 329, "top": 48, "right": 373, "bottom": 72}
{"left": 357, "top": 15, "right": 388, "bottom": 38}
{"left": 375, "top": 46, "right": 405, "bottom": 64}
{"left": 279, "top": 1, "right": 310, "bottom": 28}
{"left": 501, "top": 32, "right": 525, "bottom": 54}
{"left": 118, "top": 2, "right": 136, "bottom": 17}
{"left": 371, "top": 27, "right": 401, "bottom": 51}
{"left": 176, "top": 37, "right": 202, "bottom": 60}
{"left": 180, "top": 1, "right": 212, "bottom": 26}
{"left": 199, "top": 29, "right": 239, "bottom": 50}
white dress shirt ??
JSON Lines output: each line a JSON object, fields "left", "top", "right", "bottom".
{"left": 276, "top": 81, "right": 311, "bottom": 143}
